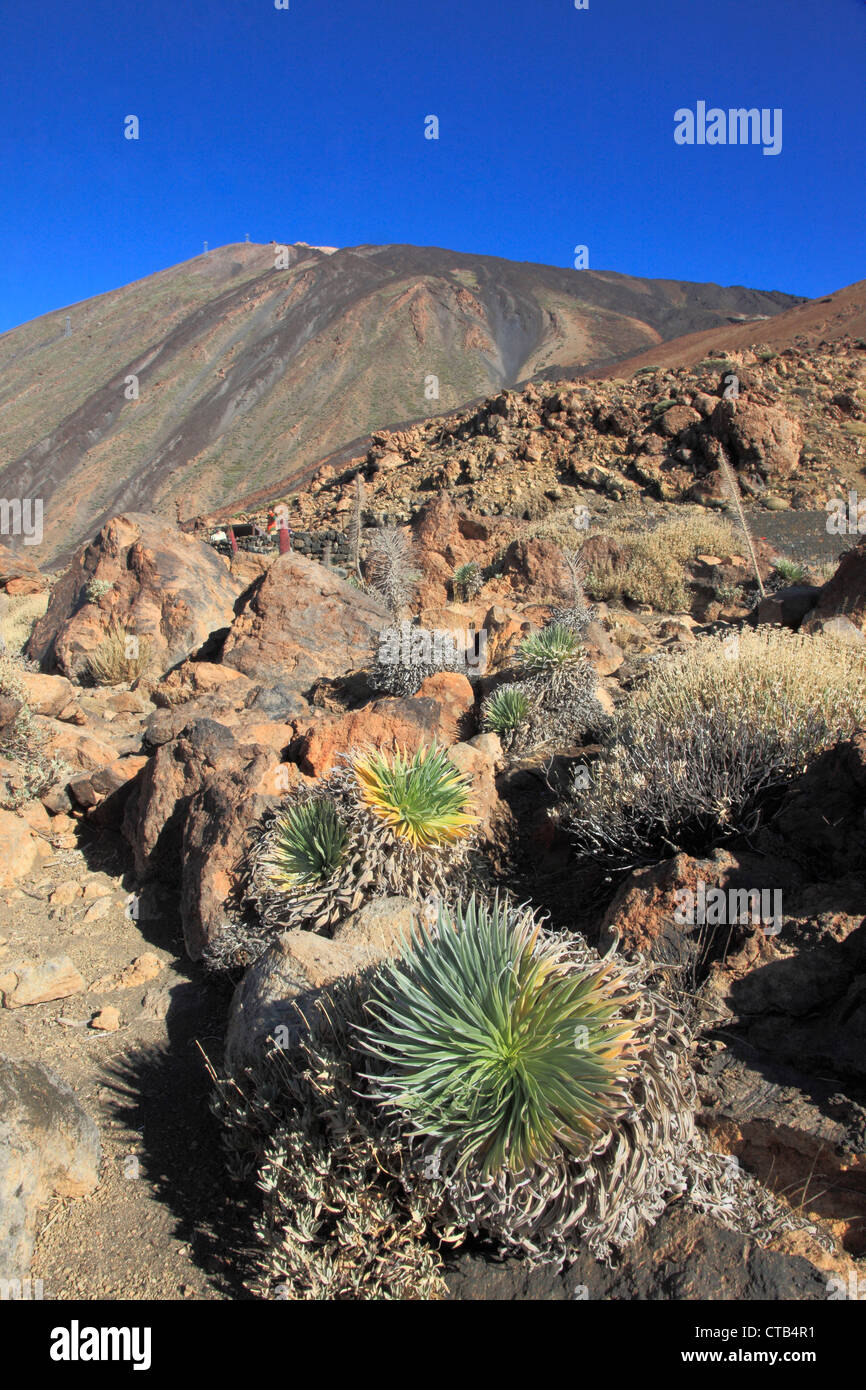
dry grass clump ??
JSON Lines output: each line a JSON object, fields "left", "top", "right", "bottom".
{"left": 583, "top": 515, "right": 743, "bottom": 611}
{"left": 0, "top": 589, "right": 49, "bottom": 656}
{"left": 569, "top": 627, "right": 866, "bottom": 870}
{"left": 84, "top": 622, "right": 153, "bottom": 686}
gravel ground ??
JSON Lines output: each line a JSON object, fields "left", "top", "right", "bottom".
{"left": 749, "top": 509, "right": 857, "bottom": 566}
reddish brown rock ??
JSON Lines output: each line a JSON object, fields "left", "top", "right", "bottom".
{"left": 446, "top": 733, "right": 507, "bottom": 843}
{"left": 4, "top": 577, "right": 45, "bottom": 597}
{"left": 698, "top": 1051, "right": 866, "bottom": 1256}
{"left": 482, "top": 606, "right": 528, "bottom": 672}
{"left": 36, "top": 719, "right": 120, "bottom": 773}
{"left": 152, "top": 661, "right": 256, "bottom": 708}
{"left": 181, "top": 753, "right": 278, "bottom": 959}
{"left": 411, "top": 493, "right": 474, "bottom": 568}
{"left": 576, "top": 534, "right": 632, "bottom": 577}
{"left": 225, "top": 897, "right": 419, "bottom": 1072}
{"left": 582, "top": 619, "right": 625, "bottom": 675}
{"left": 599, "top": 849, "right": 757, "bottom": 959}
{"left": 1, "top": 955, "right": 86, "bottom": 1009}
{"left": 67, "top": 755, "right": 149, "bottom": 811}
{"left": 499, "top": 540, "right": 573, "bottom": 604}
{"left": 295, "top": 694, "right": 461, "bottom": 779}
{"left": 709, "top": 399, "right": 803, "bottom": 478}
{"left": 0, "top": 543, "right": 47, "bottom": 593}
{"left": 14, "top": 671, "right": 78, "bottom": 719}
{"left": 123, "top": 718, "right": 260, "bottom": 880}
{"left": 27, "top": 513, "right": 244, "bottom": 680}
{"left": 220, "top": 551, "right": 389, "bottom": 693}
{"left": 0, "top": 810, "right": 52, "bottom": 886}
{"left": 658, "top": 404, "right": 701, "bottom": 439}
{"left": 413, "top": 671, "right": 475, "bottom": 743}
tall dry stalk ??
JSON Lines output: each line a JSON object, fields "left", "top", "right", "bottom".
{"left": 718, "top": 455, "right": 766, "bottom": 598}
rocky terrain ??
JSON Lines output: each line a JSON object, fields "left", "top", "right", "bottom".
{"left": 0, "top": 242, "right": 801, "bottom": 563}
{"left": 1, "top": 292, "right": 866, "bottom": 1304}
{"left": 223, "top": 333, "right": 866, "bottom": 556}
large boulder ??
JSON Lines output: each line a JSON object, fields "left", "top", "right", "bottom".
{"left": 219, "top": 551, "right": 389, "bottom": 694}
{"left": 122, "top": 715, "right": 302, "bottom": 957}
{"left": 0, "top": 1056, "right": 101, "bottom": 1278}
{"left": 446, "top": 1202, "right": 831, "bottom": 1300}
{"left": 180, "top": 751, "right": 303, "bottom": 959}
{"left": 224, "top": 896, "right": 418, "bottom": 1074}
{"left": 755, "top": 584, "right": 820, "bottom": 629}
{"left": 709, "top": 399, "right": 803, "bottom": 479}
{"left": 499, "top": 540, "right": 574, "bottom": 603}
{"left": 763, "top": 731, "right": 866, "bottom": 879}
{"left": 295, "top": 681, "right": 474, "bottom": 779}
{"left": 27, "top": 513, "right": 244, "bottom": 680}
{"left": 698, "top": 1049, "right": 866, "bottom": 1256}
{"left": 123, "top": 718, "right": 273, "bottom": 881}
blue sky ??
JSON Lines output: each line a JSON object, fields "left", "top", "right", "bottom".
{"left": 1, "top": 0, "right": 863, "bottom": 333}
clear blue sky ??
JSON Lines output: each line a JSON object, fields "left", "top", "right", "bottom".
{"left": 1, "top": 0, "right": 863, "bottom": 334}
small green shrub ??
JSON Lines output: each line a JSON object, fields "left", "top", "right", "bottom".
{"left": 452, "top": 561, "right": 483, "bottom": 602}
{"left": 370, "top": 621, "right": 472, "bottom": 698}
{"left": 0, "top": 655, "right": 69, "bottom": 809}
{"left": 481, "top": 684, "right": 532, "bottom": 744}
{"left": 697, "top": 358, "right": 729, "bottom": 373}
{"left": 715, "top": 580, "right": 747, "bottom": 606}
{"left": 83, "top": 577, "right": 114, "bottom": 604}
{"left": 772, "top": 558, "right": 807, "bottom": 585}
{"left": 580, "top": 515, "right": 743, "bottom": 612}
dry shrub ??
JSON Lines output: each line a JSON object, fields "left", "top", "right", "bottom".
{"left": 584, "top": 515, "right": 742, "bottom": 611}
{"left": 569, "top": 627, "right": 866, "bottom": 870}
{"left": 84, "top": 622, "right": 152, "bottom": 686}
{"left": 0, "top": 654, "right": 68, "bottom": 808}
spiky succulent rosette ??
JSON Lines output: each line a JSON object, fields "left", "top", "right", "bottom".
{"left": 211, "top": 902, "right": 822, "bottom": 1296}
{"left": 355, "top": 895, "right": 700, "bottom": 1261}
{"left": 357, "top": 902, "right": 804, "bottom": 1266}
{"left": 512, "top": 622, "right": 607, "bottom": 752}
{"left": 239, "top": 746, "right": 479, "bottom": 964}
{"left": 208, "top": 900, "right": 817, "bottom": 1289}
{"left": 360, "top": 896, "right": 642, "bottom": 1178}
{"left": 353, "top": 745, "right": 478, "bottom": 849}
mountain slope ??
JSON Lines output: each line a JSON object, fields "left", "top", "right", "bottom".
{"left": 589, "top": 280, "right": 866, "bottom": 380}
{"left": 0, "top": 241, "right": 802, "bottom": 561}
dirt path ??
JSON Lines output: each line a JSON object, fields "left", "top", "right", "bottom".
{"left": 0, "top": 830, "right": 246, "bottom": 1301}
